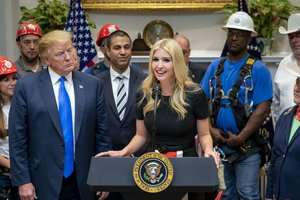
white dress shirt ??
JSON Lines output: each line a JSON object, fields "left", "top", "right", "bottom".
{"left": 48, "top": 68, "right": 75, "bottom": 152}
{"left": 273, "top": 54, "right": 300, "bottom": 122}
{"left": 110, "top": 67, "right": 130, "bottom": 108}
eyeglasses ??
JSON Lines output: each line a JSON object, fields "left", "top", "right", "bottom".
{"left": 22, "top": 40, "right": 39, "bottom": 47}
{"left": 53, "top": 47, "right": 75, "bottom": 60}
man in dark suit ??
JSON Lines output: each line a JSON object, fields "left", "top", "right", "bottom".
{"left": 173, "top": 34, "right": 207, "bottom": 83}
{"left": 96, "top": 30, "right": 147, "bottom": 200}
{"left": 9, "top": 30, "right": 112, "bottom": 200}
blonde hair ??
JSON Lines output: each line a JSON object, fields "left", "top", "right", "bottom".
{"left": 38, "top": 30, "right": 73, "bottom": 58}
{"left": 139, "top": 38, "right": 199, "bottom": 120}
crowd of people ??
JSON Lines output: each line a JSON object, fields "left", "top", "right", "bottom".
{"left": 0, "top": 10, "right": 299, "bottom": 200}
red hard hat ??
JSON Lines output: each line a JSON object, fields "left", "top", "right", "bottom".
{"left": 16, "top": 22, "right": 43, "bottom": 41}
{"left": 0, "top": 56, "right": 18, "bottom": 76}
{"left": 96, "top": 24, "right": 120, "bottom": 47}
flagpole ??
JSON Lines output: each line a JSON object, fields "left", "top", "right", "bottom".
{"left": 247, "top": 0, "right": 250, "bottom": 14}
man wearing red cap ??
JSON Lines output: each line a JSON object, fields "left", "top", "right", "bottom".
{"left": 86, "top": 24, "right": 120, "bottom": 75}
{"left": 14, "top": 21, "right": 46, "bottom": 78}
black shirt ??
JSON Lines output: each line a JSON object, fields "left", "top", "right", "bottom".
{"left": 137, "top": 88, "right": 209, "bottom": 147}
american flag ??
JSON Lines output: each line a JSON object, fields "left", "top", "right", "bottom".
{"left": 65, "top": 0, "right": 97, "bottom": 70}
{"left": 221, "top": 0, "right": 261, "bottom": 60}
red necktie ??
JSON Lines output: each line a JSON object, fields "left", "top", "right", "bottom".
{"left": 295, "top": 107, "right": 300, "bottom": 122}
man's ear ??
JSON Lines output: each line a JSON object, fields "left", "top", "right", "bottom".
{"left": 247, "top": 35, "right": 252, "bottom": 45}
{"left": 16, "top": 41, "right": 21, "bottom": 49}
{"left": 105, "top": 47, "right": 110, "bottom": 58}
{"left": 42, "top": 56, "right": 51, "bottom": 66}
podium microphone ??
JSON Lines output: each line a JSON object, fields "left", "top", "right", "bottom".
{"left": 151, "top": 82, "right": 161, "bottom": 152}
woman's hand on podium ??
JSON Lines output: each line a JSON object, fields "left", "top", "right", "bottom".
{"left": 96, "top": 191, "right": 109, "bottom": 200}
{"left": 95, "top": 150, "right": 126, "bottom": 158}
{"left": 204, "top": 150, "right": 220, "bottom": 169}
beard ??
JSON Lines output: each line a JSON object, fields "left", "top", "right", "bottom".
{"left": 21, "top": 51, "right": 39, "bottom": 63}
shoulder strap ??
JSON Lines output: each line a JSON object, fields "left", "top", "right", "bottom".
{"left": 214, "top": 56, "right": 226, "bottom": 102}
{"left": 229, "top": 56, "right": 256, "bottom": 103}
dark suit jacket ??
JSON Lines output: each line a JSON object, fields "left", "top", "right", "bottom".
{"left": 9, "top": 69, "right": 112, "bottom": 200}
{"left": 188, "top": 61, "right": 207, "bottom": 84}
{"left": 266, "top": 106, "right": 300, "bottom": 199}
{"left": 97, "top": 66, "right": 147, "bottom": 156}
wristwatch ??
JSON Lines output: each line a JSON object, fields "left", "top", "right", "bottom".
{"left": 143, "top": 20, "right": 174, "bottom": 48}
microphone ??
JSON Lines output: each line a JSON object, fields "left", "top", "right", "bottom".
{"left": 151, "top": 82, "right": 161, "bottom": 152}
{"left": 152, "top": 83, "right": 161, "bottom": 100}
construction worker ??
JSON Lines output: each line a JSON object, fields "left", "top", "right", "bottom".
{"left": 200, "top": 11, "right": 273, "bottom": 200}
{"left": 14, "top": 21, "right": 45, "bottom": 78}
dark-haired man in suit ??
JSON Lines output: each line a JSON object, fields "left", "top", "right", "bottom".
{"left": 96, "top": 30, "right": 147, "bottom": 200}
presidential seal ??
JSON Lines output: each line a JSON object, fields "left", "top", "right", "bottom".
{"left": 133, "top": 152, "right": 174, "bottom": 193}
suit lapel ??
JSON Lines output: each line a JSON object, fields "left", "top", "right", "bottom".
{"left": 72, "top": 71, "right": 85, "bottom": 142}
{"left": 102, "top": 72, "right": 119, "bottom": 119}
{"left": 122, "top": 69, "right": 140, "bottom": 121}
{"left": 287, "top": 106, "right": 300, "bottom": 146}
{"left": 38, "top": 69, "right": 63, "bottom": 139}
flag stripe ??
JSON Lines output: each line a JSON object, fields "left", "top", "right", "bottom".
{"left": 65, "top": 0, "right": 97, "bottom": 70}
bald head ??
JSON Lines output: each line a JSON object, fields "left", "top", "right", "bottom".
{"left": 173, "top": 34, "right": 190, "bottom": 65}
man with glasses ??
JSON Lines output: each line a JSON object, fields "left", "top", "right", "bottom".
{"left": 14, "top": 22, "right": 46, "bottom": 78}
{"left": 173, "top": 34, "right": 207, "bottom": 83}
{"left": 200, "top": 11, "right": 273, "bottom": 200}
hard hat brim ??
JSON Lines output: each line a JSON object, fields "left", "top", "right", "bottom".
{"left": 222, "top": 26, "right": 258, "bottom": 37}
{"left": 279, "top": 26, "right": 300, "bottom": 35}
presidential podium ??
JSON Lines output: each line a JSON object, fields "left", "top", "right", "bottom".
{"left": 87, "top": 156, "right": 218, "bottom": 200}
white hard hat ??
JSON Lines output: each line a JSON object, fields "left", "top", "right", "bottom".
{"left": 222, "top": 11, "right": 257, "bottom": 37}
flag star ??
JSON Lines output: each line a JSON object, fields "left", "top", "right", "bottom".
{"left": 84, "top": 41, "right": 89, "bottom": 46}
{"left": 84, "top": 49, "right": 89, "bottom": 54}
{"left": 83, "top": 56, "right": 88, "bottom": 62}
{"left": 77, "top": 41, "right": 83, "bottom": 47}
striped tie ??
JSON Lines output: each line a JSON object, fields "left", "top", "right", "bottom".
{"left": 116, "top": 75, "right": 127, "bottom": 120}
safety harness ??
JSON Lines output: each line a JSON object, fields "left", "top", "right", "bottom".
{"left": 209, "top": 56, "right": 269, "bottom": 163}
{"left": 209, "top": 56, "right": 256, "bottom": 131}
